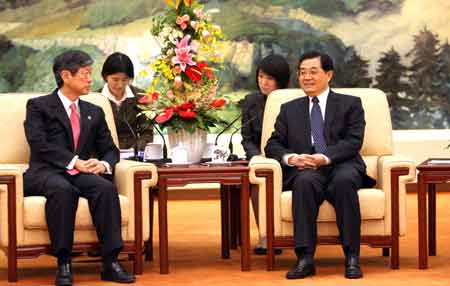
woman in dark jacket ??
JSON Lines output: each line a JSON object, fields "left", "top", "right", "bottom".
{"left": 100, "top": 52, "right": 152, "bottom": 153}
{"left": 240, "top": 54, "right": 291, "bottom": 254}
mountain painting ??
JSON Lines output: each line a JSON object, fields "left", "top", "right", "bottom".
{"left": 0, "top": 0, "right": 449, "bottom": 129}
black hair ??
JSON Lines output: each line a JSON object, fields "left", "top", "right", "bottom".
{"left": 101, "top": 52, "right": 134, "bottom": 80}
{"left": 298, "top": 50, "right": 334, "bottom": 72}
{"left": 256, "top": 54, "right": 291, "bottom": 91}
{"left": 53, "top": 50, "right": 93, "bottom": 88}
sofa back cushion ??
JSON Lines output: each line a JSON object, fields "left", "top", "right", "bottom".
{"left": 261, "top": 88, "right": 393, "bottom": 157}
{"left": 0, "top": 93, "right": 118, "bottom": 164}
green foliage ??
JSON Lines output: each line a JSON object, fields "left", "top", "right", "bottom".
{"left": 18, "top": 44, "right": 105, "bottom": 92}
{"left": 0, "top": 76, "right": 11, "bottom": 92}
{"left": 79, "top": 0, "right": 166, "bottom": 29}
{"left": 0, "top": 45, "right": 36, "bottom": 91}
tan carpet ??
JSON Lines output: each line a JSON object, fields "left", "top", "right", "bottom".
{"left": 1, "top": 192, "right": 450, "bottom": 285}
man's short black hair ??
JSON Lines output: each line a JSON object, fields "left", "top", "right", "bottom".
{"left": 53, "top": 50, "right": 93, "bottom": 88}
{"left": 101, "top": 52, "right": 134, "bottom": 80}
{"left": 298, "top": 50, "right": 334, "bottom": 72}
{"left": 256, "top": 54, "right": 291, "bottom": 91}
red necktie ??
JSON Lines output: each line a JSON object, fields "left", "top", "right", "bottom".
{"left": 67, "top": 103, "right": 80, "bottom": 175}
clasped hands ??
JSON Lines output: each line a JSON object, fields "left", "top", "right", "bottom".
{"left": 74, "top": 158, "right": 106, "bottom": 175}
{"left": 288, "top": 153, "right": 328, "bottom": 170}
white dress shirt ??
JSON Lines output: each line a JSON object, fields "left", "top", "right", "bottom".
{"left": 101, "top": 83, "right": 134, "bottom": 106}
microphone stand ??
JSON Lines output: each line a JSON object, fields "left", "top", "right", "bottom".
{"left": 226, "top": 114, "right": 258, "bottom": 161}
{"left": 121, "top": 116, "right": 141, "bottom": 161}
{"left": 227, "top": 127, "right": 240, "bottom": 161}
{"left": 214, "top": 114, "right": 242, "bottom": 146}
{"left": 150, "top": 120, "right": 169, "bottom": 162}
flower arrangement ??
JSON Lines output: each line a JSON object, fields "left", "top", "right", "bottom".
{"left": 139, "top": 0, "right": 226, "bottom": 133}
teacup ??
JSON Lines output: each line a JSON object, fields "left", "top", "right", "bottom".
{"left": 144, "top": 143, "right": 163, "bottom": 161}
{"left": 211, "top": 146, "right": 230, "bottom": 163}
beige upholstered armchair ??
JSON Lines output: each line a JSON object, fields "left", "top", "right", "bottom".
{"left": 0, "top": 93, "right": 158, "bottom": 282}
{"left": 249, "top": 88, "right": 416, "bottom": 270}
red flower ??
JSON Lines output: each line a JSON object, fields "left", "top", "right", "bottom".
{"left": 178, "top": 109, "right": 197, "bottom": 118}
{"left": 185, "top": 65, "right": 202, "bottom": 82}
{"left": 155, "top": 108, "right": 174, "bottom": 124}
{"left": 151, "top": 91, "right": 160, "bottom": 101}
{"left": 138, "top": 94, "right": 150, "bottom": 104}
{"left": 138, "top": 92, "right": 159, "bottom": 104}
{"left": 198, "top": 61, "right": 214, "bottom": 80}
{"left": 210, "top": 98, "right": 226, "bottom": 108}
{"left": 175, "top": 102, "right": 195, "bottom": 111}
{"left": 175, "top": 102, "right": 196, "bottom": 118}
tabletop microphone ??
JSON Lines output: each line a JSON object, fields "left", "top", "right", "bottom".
{"left": 227, "top": 115, "right": 258, "bottom": 161}
{"left": 214, "top": 113, "right": 242, "bottom": 146}
{"left": 148, "top": 119, "right": 169, "bottom": 162}
{"left": 120, "top": 115, "right": 141, "bottom": 160}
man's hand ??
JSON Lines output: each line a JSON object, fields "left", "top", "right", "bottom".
{"left": 309, "top": 154, "right": 329, "bottom": 168}
{"left": 85, "top": 158, "right": 106, "bottom": 175}
{"left": 287, "top": 154, "right": 317, "bottom": 170}
{"left": 74, "top": 159, "right": 90, "bottom": 173}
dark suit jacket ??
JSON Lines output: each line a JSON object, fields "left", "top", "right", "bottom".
{"left": 240, "top": 91, "right": 266, "bottom": 159}
{"left": 23, "top": 89, "right": 120, "bottom": 194}
{"left": 265, "top": 90, "right": 376, "bottom": 188}
{"left": 100, "top": 85, "right": 153, "bottom": 150}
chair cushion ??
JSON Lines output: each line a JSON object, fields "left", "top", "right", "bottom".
{"left": 24, "top": 195, "right": 129, "bottom": 230}
{"left": 281, "top": 188, "right": 385, "bottom": 222}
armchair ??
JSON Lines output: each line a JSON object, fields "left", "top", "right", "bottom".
{"left": 0, "top": 93, "right": 158, "bottom": 282}
{"left": 249, "top": 88, "right": 416, "bottom": 270}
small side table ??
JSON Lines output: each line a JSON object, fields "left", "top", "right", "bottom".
{"left": 151, "top": 162, "right": 251, "bottom": 274}
{"left": 416, "top": 158, "right": 450, "bottom": 269}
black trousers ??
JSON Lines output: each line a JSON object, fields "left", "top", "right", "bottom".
{"left": 288, "top": 162, "right": 363, "bottom": 256}
{"left": 24, "top": 172, "right": 123, "bottom": 258}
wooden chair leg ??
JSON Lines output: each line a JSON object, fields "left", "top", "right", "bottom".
{"left": 145, "top": 189, "right": 155, "bottom": 261}
{"left": 382, "top": 247, "right": 390, "bottom": 257}
{"left": 391, "top": 238, "right": 399, "bottom": 269}
{"left": 8, "top": 247, "right": 17, "bottom": 282}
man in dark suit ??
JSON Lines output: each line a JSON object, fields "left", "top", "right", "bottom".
{"left": 265, "top": 51, "right": 376, "bottom": 279}
{"left": 23, "top": 50, "right": 135, "bottom": 286}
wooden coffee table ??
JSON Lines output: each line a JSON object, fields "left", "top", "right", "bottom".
{"left": 150, "top": 161, "right": 251, "bottom": 274}
{"left": 416, "top": 158, "right": 450, "bottom": 269}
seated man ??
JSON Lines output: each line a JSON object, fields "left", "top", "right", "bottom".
{"left": 23, "top": 50, "right": 135, "bottom": 286}
{"left": 265, "top": 50, "right": 376, "bottom": 279}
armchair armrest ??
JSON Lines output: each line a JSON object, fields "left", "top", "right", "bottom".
{"left": 377, "top": 155, "right": 416, "bottom": 236}
{"left": 0, "top": 164, "right": 28, "bottom": 253}
{"left": 114, "top": 159, "right": 158, "bottom": 240}
{"left": 248, "top": 156, "right": 283, "bottom": 238}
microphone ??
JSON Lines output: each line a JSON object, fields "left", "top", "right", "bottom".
{"left": 214, "top": 113, "right": 242, "bottom": 146}
{"left": 227, "top": 115, "right": 258, "bottom": 161}
{"left": 149, "top": 120, "right": 169, "bottom": 162}
{"left": 120, "top": 114, "right": 141, "bottom": 161}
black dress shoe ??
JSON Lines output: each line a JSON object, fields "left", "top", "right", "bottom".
{"left": 345, "top": 255, "right": 363, "bottom": 279}
{"left": 253, "top": 247, "right": 283, "bottom": 255}
{"left": 55, "top": 262, "right": 72, "bottom": 286}
{"left": 286, "top": 257, "right": 316, "bottom": 279}
{"left": 101, "top": 261, "right": 135, "bottom": 283}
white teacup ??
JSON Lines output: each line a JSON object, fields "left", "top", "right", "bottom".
{"left": 202, "top": 142, "right": 215, "bottom": 159}
{"left": 171, "top": 144, "right": 188, "bottom": 164}
{"left": 211, "top": 146, "right": 230, "bottom": 163}
{"left": 144, "top": 143, "right": 163, "bottom": 160}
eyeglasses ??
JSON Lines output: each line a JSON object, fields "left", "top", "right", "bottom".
{"left": 297, "top": 68, "right": 324, "bottom": 78}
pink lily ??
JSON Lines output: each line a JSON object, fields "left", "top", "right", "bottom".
{"left": 172, "top": 35, "right": 196, "bottom": 71}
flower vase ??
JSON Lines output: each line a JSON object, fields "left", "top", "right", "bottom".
{"left": 167, "top": 128, "right": 207, "bottom": 164}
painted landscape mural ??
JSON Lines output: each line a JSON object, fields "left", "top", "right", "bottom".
{"left": 0, "top": 0, "right": 449, "bottom": 129}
